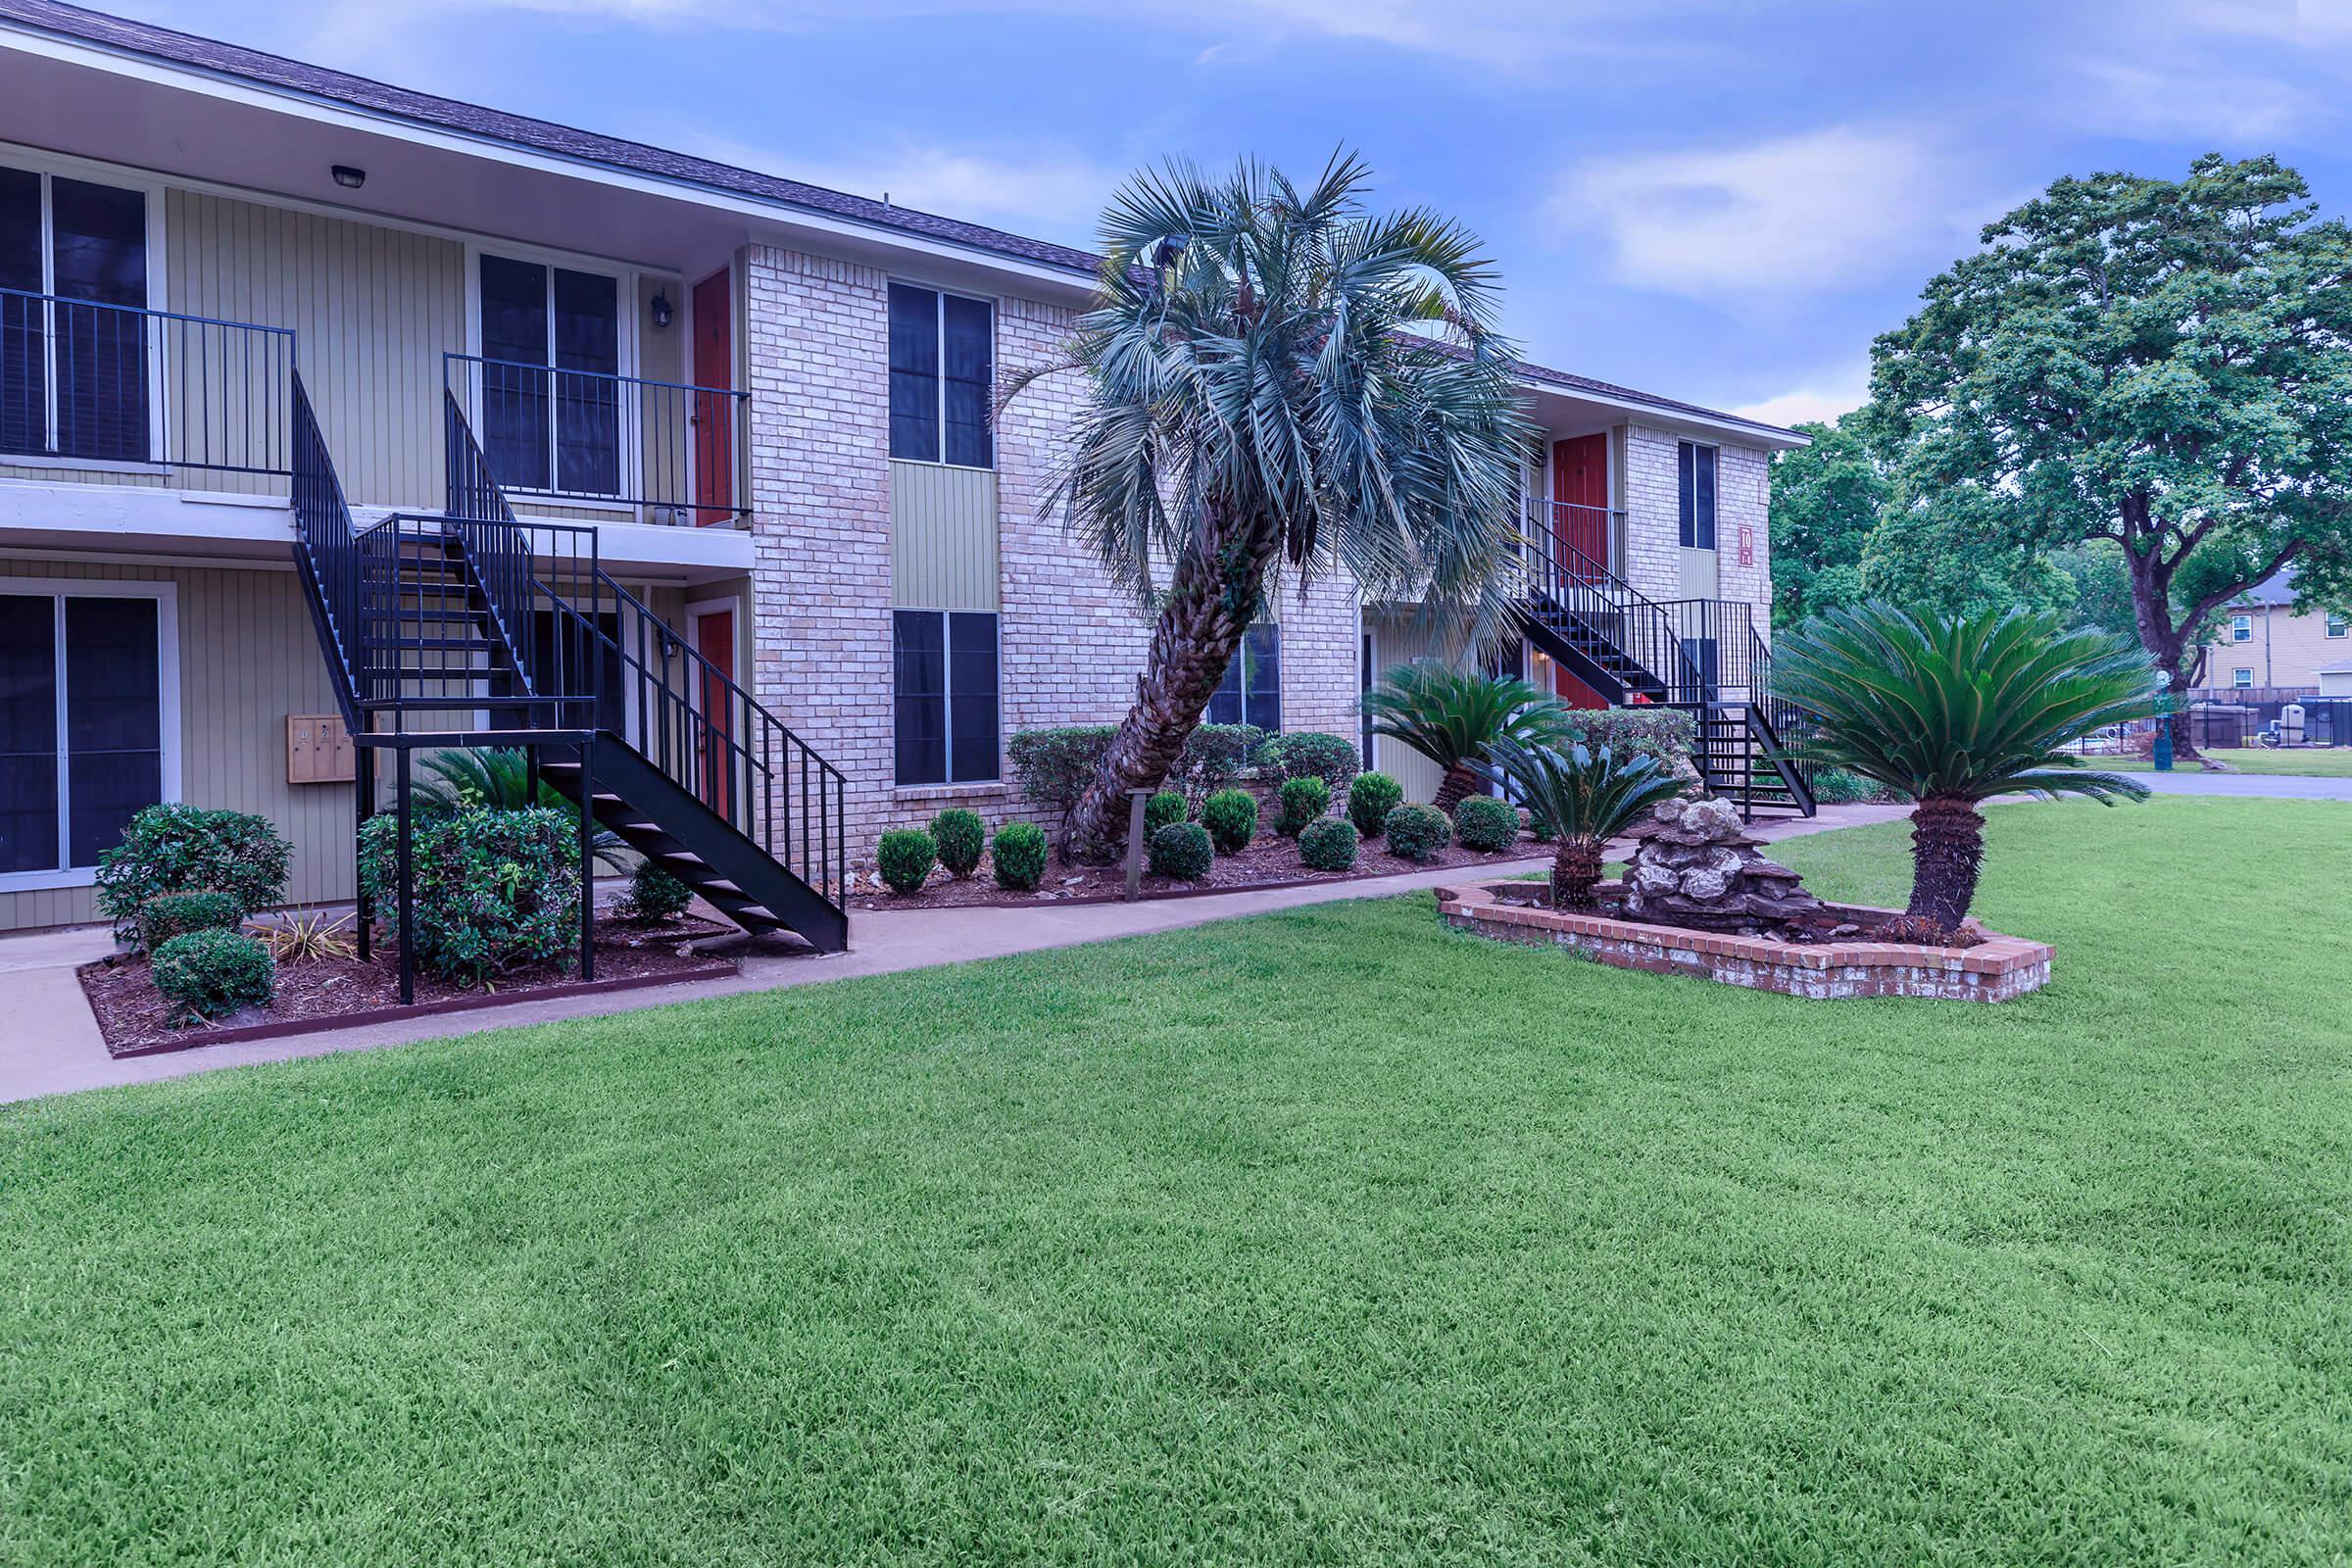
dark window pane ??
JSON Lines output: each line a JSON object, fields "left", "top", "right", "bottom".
{"left": 942, "top": 294, "right": 993, "bottom": 467}
{"left": 1208, "top": 639, "right": 1245, "bottom": 726}
{"left": 63, "top": 597, "right": 161, "bottom": 868}
{"left": 947, "top": 612, "right": 999, "bottom": 782}
{"left": 481, "top": 255, "right": 551, "bottom": 490}
{"left": 888, "top": 284, "right": 939, "bottom": 462}
{"left": 1677, "top": 442, "right": 1695, "bottom": 549}
{"left": 0, "top": 168, "right": 40, "bottom": 458}
{"left": 50, "top": 177, "right": 147, "bottom": 463}
{"left": 553, "top": 268, "right": 619, "bottom": 495}
{"left": 1692, "top": 445, "right": 1717, "bottom": 550}
{"left": 526, "top": 610, "right": 621, "bottom": 733}
{"left": 0, "top": 594, "right": 59, "bottom": 874}
{"left": 1245, "top": 623, "right": 1280, "bottom": 732}
{"left": 893, "top": 610, "right": 945, "bottom": 785}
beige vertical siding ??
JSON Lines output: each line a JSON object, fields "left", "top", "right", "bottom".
{"left": 1361, "top": 605, "right": 1463, "bottom": 806}
{"left": 890, "top": 460, "right": 999, "bottom": 610}
{"left": 0, "top": 555, "right": 353, "bottom": 932}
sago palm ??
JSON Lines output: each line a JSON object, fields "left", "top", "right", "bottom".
{"left": 411, "top": 748, "right": 626, "bottom": 870}
{"left": 1774, "top": 603, "right": 2152, "bottom": 929}
{"left": 1363, "top": 661, "right": 1569, "bottom": 811}
{"left": 1481, "top": 738, "right": 1684, "bottom": 908}
{"left": 1006, "top": 153, "right": 1536, "bottom": 860}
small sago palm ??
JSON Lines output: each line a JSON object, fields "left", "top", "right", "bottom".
{"left": 1774, "top": 602, "right": 2153, "bottom": 930}
{"left": 1482, "top": 738, "right": 1682, "bottom": 908}
{"left": 412, "top": 748, "right": 626, "bottom": 869}
{"left": 1006, "top": 153, "right": 1537, "bottom": 860}
{"left": 1363, "top": 661, "right": 1569, "bottom": 811}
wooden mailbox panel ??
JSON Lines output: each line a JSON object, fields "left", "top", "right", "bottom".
{"left": 287, "top": 713, "right": 356, "bottom": 784}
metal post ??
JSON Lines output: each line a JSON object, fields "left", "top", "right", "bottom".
{"left": 577, "top": 738, "right": 597, "bottom": 981}
{"left": 395, "top": 748, "right": 416, "bottom": 1006}
{"left": 354, "top": 745, "right": 373, "bottom": 962}
{"left": 1123, "top": 787, "right": 1153, "bottom": 903}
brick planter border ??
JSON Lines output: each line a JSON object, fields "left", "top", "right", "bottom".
{"left": 1437, "top": 880, "right": 2052, "bottom": 1002}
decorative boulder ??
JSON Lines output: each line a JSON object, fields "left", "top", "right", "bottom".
{"left": 1621, "top": 796, "right": 1825, "bottom": 931}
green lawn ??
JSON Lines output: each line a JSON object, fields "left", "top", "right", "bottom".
{"left": 2118, "top": 746, "right": 2352, "bottom": 776}
{"left": 6, "top": 797, "right": 2349, "bottom": 1566}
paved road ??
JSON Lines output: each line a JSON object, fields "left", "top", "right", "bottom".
{"left": 2129, "top": 770, "right": 2352, "bottom": 801}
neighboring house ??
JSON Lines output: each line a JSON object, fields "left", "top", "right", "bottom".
{"left": 2196, "top": 568, "right": 2349, "bottom": 696}
{"left": 0, "top": 0, "right": 1804, "bottom": 939}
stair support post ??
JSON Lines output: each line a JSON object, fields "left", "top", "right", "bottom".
{"left": 577, "top": 738, "right": 596, "bottom": 982}
{"left": 395, "top": 748, "right": 416, "bottom": 1006}
{"left": 355, "top": 745, "right": 373, "bottom": 962}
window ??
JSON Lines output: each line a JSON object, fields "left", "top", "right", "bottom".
{"left": 888, "top": 282, "right": 993, "bottom": 467}
{"left": 1677, "top": 441, "right": 1717, "bottom": 551}
{"left": 1, "top": 164, "right": 150, "bottom": 463}
{"left": 478, "top": 254, "right": 622, "bottom": 497}
{"left": 0, "top": 584, "right": 173, "bottom": 887}
{"left": 893, "top": 610, "right": 999, "bottom": 785}
{"left": 2232, "top": 667, "right": 2254, "bottom": 689}
{"left": 2328, "top": 615, "right": 2347, "bottom": 639}
{"left": 1208, "top": 623, "right": 1281, "bottom": 730}
{"left": 2230, "top": 614, "right": 2252, "bottom": 643}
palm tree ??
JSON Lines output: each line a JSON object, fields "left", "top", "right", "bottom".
{"left": 1774, "top": 603, "right": 2153, "bottom": 929}
{"left": 1481, "top": 738, "right": 1683, "bottom": 908}
{"left": 1005, "top": 154, "right": 1536, "bottom": 860}
{"left": 1363, "top": 661, "right": 1569, "bottom": 811}
{"left": 410, "top": 748, "right": 627, "bottom": 870}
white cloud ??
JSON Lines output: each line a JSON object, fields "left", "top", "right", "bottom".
{"left": 1551, "top": 126, "right": 1955, "bottom": 298}
{"left": 2069, "top": 60, "right": 2330, "bottom": 142}
{"left": 1732, "top": 363, "right": 1872, "bottom": 428}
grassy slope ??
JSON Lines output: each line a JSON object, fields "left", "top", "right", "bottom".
{"left": 4, "top": 797, "right": 2349, "bottom": 1566}
{"left": 2118, "top": 747, "right": 2352, "bottom": 776}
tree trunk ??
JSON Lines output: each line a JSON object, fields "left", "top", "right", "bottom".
{"left": 1552, "top": 839, "right": 1603, "bottom": 909}
{"left": 1906, "top": 795, "right": 1985, "bottom": 931}
{"left": 1433, "top": 764, "right": 1480, "bottom": 814}
{"left": 1060, "top": 513, "right": 1282, "bottom": 863}
{"left": 2125, "top": 537, "right": 2202, "bottom": 761}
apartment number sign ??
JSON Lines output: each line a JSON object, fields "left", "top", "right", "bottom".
{"left": 1738, "top": 525, "right": 1754, "bottom": 567}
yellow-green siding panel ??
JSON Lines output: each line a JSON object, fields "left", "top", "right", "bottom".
{"left": 890, "top": 460, "right": 998, "bottom": 610}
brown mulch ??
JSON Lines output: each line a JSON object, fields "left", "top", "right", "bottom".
{"left": 78, "top": 914, "right": 737, "bottom": 1054}
{"left": 849, "top": 830, "right": 1543, "bottom": 911}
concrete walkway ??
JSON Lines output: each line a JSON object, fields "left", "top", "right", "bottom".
{"left": 2129, "top": 769, "right": 2352, "bottom": 801}
{"left": 0, "top": 803, "right": 1912, "bottom": 1105}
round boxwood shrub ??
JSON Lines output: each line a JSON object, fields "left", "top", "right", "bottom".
{"left": 1384, "top": 802, "right": 1451, "bottom": 863}
{"left": 1149, "top": 821, "right": 1214, "bottom": 880}
{"left": 1298, "top": 817, "right": 1359, "bottom": 872}
{"left": 1347, "top": 771, "right": 1403, "bottom": 837}
{"left": 1262, "top": 731, "right": 1360, "bottom": 791}
{"left": 991, "top": 820, "right": 1049, "bottom": 891}
{"left": 1144, "top": 790, "right": 1188, "bottom": 837}
{"left": 358, "top": 805, "right": 582, "bottom": 985}
{"left": 135, "top": 890, "right": 244, "bottom": 954}
{"left": 1199, "top": 788, "right": 1258, "bottom": 854}
{"left": 1276, "top": 775, "right": 1331, "bottom": 836}
{"left": 1452, "top": 795, "right": 1521, "bottom": 854}
{"left": 94, "top": 804, "right": 292, "bottom": 941}
{"left": 151, "top": 927, "right": 275, "bottom": 1022}
{"left": 619, "top": 860, "right": 693, "bottom": 924}
{"left": 875, "top": 829, "right": 937, "bottom": 895}
{"left": 929, "top": 808, "right": 987, "bottom": 879}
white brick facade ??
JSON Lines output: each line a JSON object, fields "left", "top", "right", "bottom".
{"left": 1621, "top": 422, "right": 1774, "bottom": 647}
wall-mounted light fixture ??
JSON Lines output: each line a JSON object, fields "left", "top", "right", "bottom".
{"left": 650, "top": 290, "right": 674, "bottom": 329}
{"left": 331, "top": 165, "right": 367, "bottom": 190}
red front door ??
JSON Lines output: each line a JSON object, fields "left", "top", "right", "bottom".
{"left": 691, "top": 270, "right": 733, "bottom": 522}
{"left": 1550, "top": 434, "right": 1610, "bottom": 575}
{"left": 696, "top": 607, "right": 735, "bottom": 817}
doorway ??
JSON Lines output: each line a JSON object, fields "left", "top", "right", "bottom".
{"left": 690, "top": 269, "right": 734, "bottom": 520}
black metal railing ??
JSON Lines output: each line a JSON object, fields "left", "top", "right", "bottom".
{"left": 1517, "top": 512, "right": 1708, "bottom": 705}
{"left": 443, "top": 351, "right": 749, "bottom": 523}
{"left": 2, "top": 286, "right": 296, "bottom": 476}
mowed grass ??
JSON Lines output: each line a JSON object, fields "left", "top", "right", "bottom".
{"left": 5, "top": 797, "right": 2349, "bottom": 1566}
{"left": 2119, "top": 746, "right": 2352, "bottom": 776}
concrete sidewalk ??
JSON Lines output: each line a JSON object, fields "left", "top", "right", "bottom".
{"left": 0, "top": 803, "right": 1910, "bottom": 1105}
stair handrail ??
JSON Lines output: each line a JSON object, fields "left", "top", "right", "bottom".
{"left": 1747, "top": 626, "right": 1818, "bottom": 811}
{"left": 1517, "top": 505, "right": 1709, "bottom": 704}
{"left": 290, "top": 370, "right": 364, "bottom": 716}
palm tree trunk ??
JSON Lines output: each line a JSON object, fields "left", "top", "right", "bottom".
{"left": 1552, "top": 839, "right": 1602, "bottom": 909}
{"left": 1907, "top": 795, "right": 1984, "bottom": 930}
{"left": 1061, "top": 514, "right": 1281, "bottom": 863}
{"left": 1433, "top": 765, "right": 1480, "bottom": 813}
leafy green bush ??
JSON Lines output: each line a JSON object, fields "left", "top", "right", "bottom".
{"left": 1562, "top": 708, "right": 1698, "bottom": 771}
{"left": 929, "top": 808, "right": 986, "bottom": 878}
{"left": 1200, "top": 788, "right": 1258, "bottom": 854}
{"left": 991, "top": 821, "right": 1049, "bottom": 891}
{"left": 94, "top": 805, "right": 292, "bottom": 940}
{"left": 1276, "top": 775, "right": 1331, "bottom": 836}
{"left": 876, "top": 829, "right": 938, "bottom": 895}
{"left": 1452, "top": 794, "right": 1520, "bottom": 853}
{"left": 1260, "top": 731, "right": 1359, "bottom": 790}
{"left": 1169, "top": 724, "right": 1268, "bottom": 807}
{"left": 1298, "top": 817, "right": 1358, "bottom": 872}
{"left": 358, "top": 805, "right": 581, "bottom": 985}
{"left": 1811, "top": 766, "right": 1896, "bottom": 805}
{"left": 618, "top": 861, "right": 692, "bottom": 924}
{"left": 1145, "top": 791, "right": 1188, "bottom": 837}
{"left": 150, "top": 927, "right": 275, "bottom": 1022}
{"left": 1383, "top": 803, "right": 1451, "bottom": 862}
{"left": 1149, "top": 821, "right": 1215, "bottom": 880}
{"left": 1009, "top": 723, "right": 1270, "bottom": 818}
{"left": 1347, "top": 771, "right": 1403, "bottom": 837}
{"left": 135, "top": 891, "right": 243, "bottom": 953}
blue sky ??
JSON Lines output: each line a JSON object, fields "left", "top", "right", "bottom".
{"left": 126, "top": 0, "right": 2352, "bottom": 425}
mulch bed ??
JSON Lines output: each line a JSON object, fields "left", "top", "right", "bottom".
{"left": 78, "top": 914, "right": 738, "bottom": 1056}
{"left": 850, "top": 829, "right": 1543, "bottom": 911}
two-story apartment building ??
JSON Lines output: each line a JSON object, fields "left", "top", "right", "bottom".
{"left": 2197, "top": 568, "right": 2351, "bottom": 697}
{"left": 0, "top": 0, "right": 1804, "bottom": 942}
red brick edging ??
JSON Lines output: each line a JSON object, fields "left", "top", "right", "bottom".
{"left": 1436, "top": 881, "right": 2052, "bottom": 1002}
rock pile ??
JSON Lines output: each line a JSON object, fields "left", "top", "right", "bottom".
{"left": 1621, "top": 797, "right": 1825, "bottom": 932}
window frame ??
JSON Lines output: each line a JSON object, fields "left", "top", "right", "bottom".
{"left": 891, "top": 607, "right": 1002, "bottom": 787}
{"left": 2230, "top": 614, "right": 2253, "bottom": 643}
{"left": 463, "top": 240, "right": 648, "bottom": 511}
{"left": 1677, "top": 440, "right": 1718, "bottom": 552}
{"left": 886, "top": 279, "right": 998, "bottom": 471}
{"left": 1206, "top": 621, "right": 1282, "bottom": 732}
{"left": 0, "top": 576, "right": 179, "bottom": 893}
{"left": 2231, "top": 667, "right": 2255, "bottom": 689}
{"left": 2328, "top": 615, "right": 2347, "bottom": 639}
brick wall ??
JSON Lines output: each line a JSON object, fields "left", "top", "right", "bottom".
{"left": 1620, "top": 422, "right": 1774, "bottom": 645}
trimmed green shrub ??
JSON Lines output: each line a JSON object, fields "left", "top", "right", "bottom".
{"left": 135, "top": 891, "right": 243, "bottom": 953}
{"left": 94, "top": 805, "right": 292, "bottom": 940}
{"left": 1008, "top": 723, "right": 1269, "bottom": 819}
{"left": 1384, "top": 802, "right": 1451, "bottom": 863}
{"left": 1260, "top": 731, "right": 1359, "bottom": 790}
{"left": 1812, "top": 766, "right": 1896, "bottom": 805}
{"left": 1200, "top": 788, "right": 1258, "bottom": 854}
{"left": 1298, "top": 817, "right": 1359, "bottom": 872}
{"left": 1170, "top": 724, "right": 1268, "bottom": 808}
{"left": 1563, "top": 707, "right": 1698, "bottom": 771}
{"left": 1149, "top": 821, "right": 1214, "bottom": 880}
{"left": 1145, "top": 790, "right": 1188, "bottom": 837}
{"left": 876, "top": 829, "right": 937, "bottom": 895}
{"left": 1276, "top": 775, "right": 1331, "bottom": 836}
{"left": 358, "top": 805, "right": 582, "bottom": 985}
{"left": 151, "top": 927, "right": 275, "bottom": 1022}
{"left": 1347, "top": 771, "right": 1403, "bottom": 837}
{"left": 929, "top": 808, "right": 987, "bottom": 878}
{"left": 1452, "top": 795, "right": 1521, "bottom": 854}
{"left": 991, "top": 821, "right": 1049, "bottom": 891}
{"left": 619, "top": 861, "right": 692, "bottom": 924}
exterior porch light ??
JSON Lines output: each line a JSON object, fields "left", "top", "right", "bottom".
{"left": 650, "top": 291, "right": 674, "bottom": 329}
{"left": 331, "top": 165, "right": 367, "bottom": 189}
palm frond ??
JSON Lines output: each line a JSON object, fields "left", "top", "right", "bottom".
{"left": 1361, "top": 661, "right": 1569, "bottom": 774}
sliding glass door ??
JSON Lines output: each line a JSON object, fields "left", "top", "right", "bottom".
{"left": 0, "top": 586, "right": 169, "bottom": 885}
{"left": 478, "top": 255, "right": 621, "bottom": 499}
{"left": 1, "top": 164, "right": 151, "bottom": 465}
